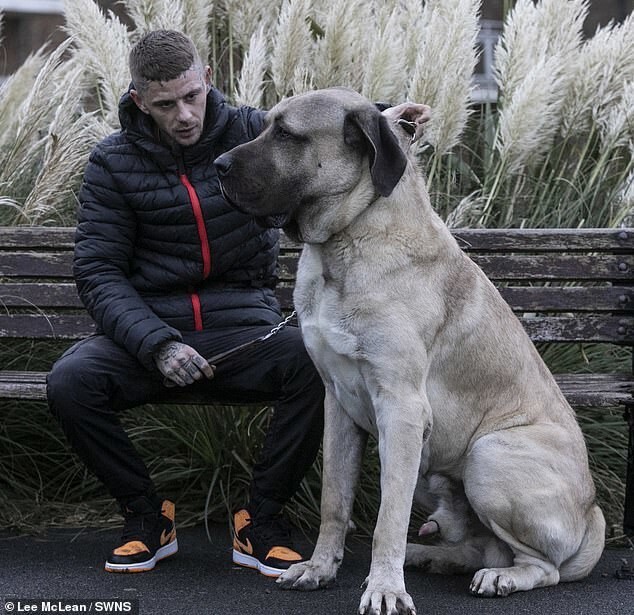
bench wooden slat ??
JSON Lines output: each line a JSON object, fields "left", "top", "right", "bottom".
{"left": 2, "top": 313, "right": 631, "bottom": 344}
{"left": 453, "top": 228, "right": 634, "bottom": 252}
{"left": 555, "top": 373, "right": 634, "bottom": 408}
{"left": 0, "top": 282, "right": 295, "bottom": 311}
{"left": 0, "top": 285, "right": 296, "bottom": 312}
{"left": 471, "top": 254, "right": 634, "bottom": 281}
{"left": 0, "top": 314, "right": 96, "bottom": 338}
{"left": 4, "top": 252, "right": 633, "bottom": 282}
{"left": 0, "top": 226, "right": 75, "bottom": 249}
{"left": 521, "top": 315, "right": 633, "bottom": 344}
{"left": 0, "top": 282, "right": 83, "bottom": 307}
{"left": 2, "top": 227, "right": 632, "bottom": 253}
{"left": 0, "top": 252, "right": 74, "bottom": 278}
{"left": 499, "top": 286, "right": 634, "bottom": 312}
{"left": 0, "top": 371, "right": 49, "bottom": 400}
{"left": 1, "top": 251, "right": 301, "bottom": 281}
{"left": 2, "top": 283, "right": 632, "bottom": 314}
{"left": 0, "top": 227, "right": 303, "bottom": 251}
{"left": 0, "top": 370, "right": 271, "bottom": 406}
{"left": 2, "top": 370, "right": 630, "bottom": 408}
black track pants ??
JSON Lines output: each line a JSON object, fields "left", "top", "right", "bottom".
{"left": 47, "top": 325, "right": 325, "bottom": 515}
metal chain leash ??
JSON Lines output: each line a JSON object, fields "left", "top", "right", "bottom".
{"left": 263, "top": 309, "right": 298, "bottom": 338}
{"left": 205, "top": 310, "right": 297, "bottom": 365}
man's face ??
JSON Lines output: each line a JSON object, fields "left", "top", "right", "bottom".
{"left": 131, "top": 66, "right": 211, "bottom": 147}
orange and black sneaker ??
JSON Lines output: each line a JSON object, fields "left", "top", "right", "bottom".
{"left": 232, "top": 508, "right": 304, "bottom": 577}
{"left": 105, "top": 497, "right": 177, "bottom": 573}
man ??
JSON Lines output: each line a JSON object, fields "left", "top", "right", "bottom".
{"left": 46, "top": 29, "right": 324, "bottom": 578}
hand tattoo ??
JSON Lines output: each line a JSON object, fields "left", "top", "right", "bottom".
{"left": 153, "top": 340, "right": 214, "bottom": 387}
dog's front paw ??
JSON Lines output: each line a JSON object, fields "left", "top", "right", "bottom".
{"left": 358, "top": 588, "right": 416, "bottom": 615}
{"left": 276, "top": 560, "right": 337, "bottom": 591}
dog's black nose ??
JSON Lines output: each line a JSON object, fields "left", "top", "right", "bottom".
{"left": 214, "top": 154, "right": 233, "bottom": 178}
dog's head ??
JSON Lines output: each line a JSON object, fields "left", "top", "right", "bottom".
{"left": 214, "top": 87, "right": 430, "bottom": 243}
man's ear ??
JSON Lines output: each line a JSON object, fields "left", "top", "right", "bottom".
{"left": 130, "top": 89, "right": 150, "bottom": 115}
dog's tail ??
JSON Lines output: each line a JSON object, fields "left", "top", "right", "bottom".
{"left": 559, "top": 504, "right": 606, "bottom": 582}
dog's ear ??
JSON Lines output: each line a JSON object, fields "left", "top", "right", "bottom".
{"left": 344, "top": 108, "right": 408, "bottom": 197}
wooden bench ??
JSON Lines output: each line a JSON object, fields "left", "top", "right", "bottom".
{"left": 1, "top": 226, "right": 634, "bottom": 531}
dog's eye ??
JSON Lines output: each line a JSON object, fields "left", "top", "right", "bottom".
{"left": 275, "top": 125, "right": 295, "bottom": 140}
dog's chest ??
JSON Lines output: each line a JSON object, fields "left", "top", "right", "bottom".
{"left": 295, "top": 248, "right": 378, "bottom": 434}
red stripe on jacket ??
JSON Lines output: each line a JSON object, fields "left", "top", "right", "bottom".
{"left": 180, "top": 174, "right": 211, "bottom": 331}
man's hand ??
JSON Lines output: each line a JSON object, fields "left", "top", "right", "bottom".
{"left": 154, "top": 340, "right": 215, "bottom": 387}
{"left": 383, "top": 102, "right": 432, "bottom": 144}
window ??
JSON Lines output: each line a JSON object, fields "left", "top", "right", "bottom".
{"left": 0, "top": 0, "right": 65, "bottom": 77}
{"left": 0, "top": 1, "right": 64, "bottom": 14}
{"left": 472, "top": 19, "right": 502, "bottom": 104}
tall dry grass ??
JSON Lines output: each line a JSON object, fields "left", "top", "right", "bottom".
{"left": 1, "top": 0, "right": 632, "bottom": 228}
{"left": 470, "top": 0, "right": 634, "bottom": 228}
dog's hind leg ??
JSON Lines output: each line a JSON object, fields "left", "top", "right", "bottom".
{"left": 463, "top": 426, "right": 604, "bottom": 597}
{"left": 277, "top": 390, "right": 368, "bottom": 591}
{"left": 559, "top": 503, "right": 605, "bottom": 581}
{"left": 406, "top": 536, "right": 512, "bottom": 575}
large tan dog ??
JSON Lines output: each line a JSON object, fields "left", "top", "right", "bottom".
{"left": 214, "top": 88, "right": 605, "bottom": 615}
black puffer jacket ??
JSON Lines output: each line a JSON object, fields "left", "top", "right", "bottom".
{"left": 74, "top": 86, "right": 281, "bottom": 370}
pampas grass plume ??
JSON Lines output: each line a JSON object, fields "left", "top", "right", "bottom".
{"left": 19, "top": 58, "right": 111, "bottom": 223}
{"left": 181, "top": 0, "right": 213, "bottom": 63}
{"left": 271, "top": 0, "right": 314, "bottom": 99}
{"left": 123, "top": 0, "right": 185, "bottom": 35}
{"left": 63, "top": 0, "right": 130, "bottom": 127}
{"left": 0, "top": 50, "right": 48, "bottom": 154}
{"left": 598, "top": 81, "right": 634, "bottom": 152}
{"left": 361, "top": 4, "right": 408, "bottom": 103}
{"left": 221, "top": 0, "right": 282, "bottom": 52}
{"left": 560, "top": 13, "right": 634, "bottom": 138}
{"left": 2, "top": 40, "right": 75, "bottom": 189}
{"left": 495, "top": 57, "right": 566, "bottom": 175}
{"left": 234, "top": 26, "right": 268, "bottom": 107}
{"left": 311, "top": 1, "right": 363, "bottom": 90}
{"left": 408, "top": 0, "right": 481, "bottom": 156}
{"left": 615, "top": 169, "right": 634, "bottom": 227}
{"left": 493, "top": 0, "right": 587, "bottom": 176}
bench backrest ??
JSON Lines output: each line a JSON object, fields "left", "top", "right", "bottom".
{"left": 1, "top": 226, "right": 633, "bottom": 348}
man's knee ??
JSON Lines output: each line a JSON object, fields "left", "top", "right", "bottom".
{"left": 47, "top": 355, "right": 78, "bottom": 417}
{"left": 47, "top": 349, "right": 102, "bottom": 422}
{"left": 283, "top": 330, "right": 324, "bottom": 397}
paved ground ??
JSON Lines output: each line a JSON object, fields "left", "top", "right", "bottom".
{"left": 0, "top": 523, "right": 633, "bottom": 615}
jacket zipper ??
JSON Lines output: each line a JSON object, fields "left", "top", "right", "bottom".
{"left": 180, "top": 172, "right": 211, "bottom": 331}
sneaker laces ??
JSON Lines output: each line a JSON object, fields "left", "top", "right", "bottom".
{"left": 120, "top": 510, "right": 161, "bottom": 543}
{"left": 250, "top": 514, "right": 295, "bottom": 548}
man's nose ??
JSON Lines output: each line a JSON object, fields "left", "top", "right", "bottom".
{"left": 176, "top": 101, "right": 193, "bottom": 121}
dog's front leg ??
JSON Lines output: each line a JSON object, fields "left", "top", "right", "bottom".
{"left": 278, "top": 389, "right": 368, "bottom": 591}
{"left": 359, "top": 397, "right": 427, "bottom": 615}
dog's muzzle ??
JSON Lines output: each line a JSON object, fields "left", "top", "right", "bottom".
{"left": 215, "top": 157, "right": 292, "bottom": 229}
{"left": 219, "top": 181, "right": 291, "bottom": 228}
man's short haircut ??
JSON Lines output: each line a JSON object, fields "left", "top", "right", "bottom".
{"left": 129, "top": 30, "right": 203, "bottom": 95}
